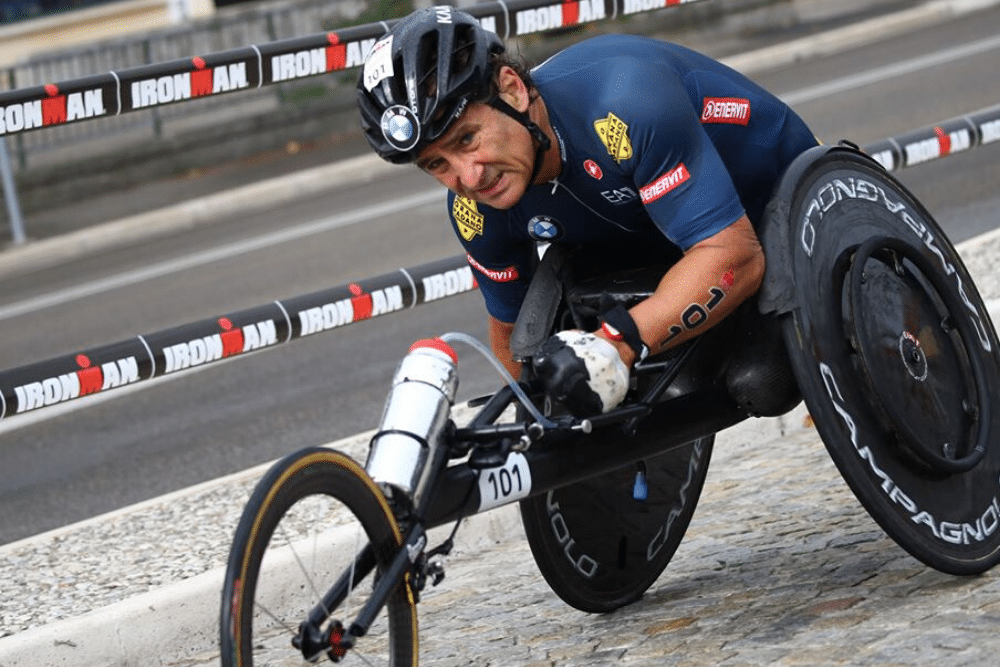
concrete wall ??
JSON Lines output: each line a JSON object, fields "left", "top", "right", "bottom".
{"left": 0, "top": 0, "right": 215, "bottom": 68}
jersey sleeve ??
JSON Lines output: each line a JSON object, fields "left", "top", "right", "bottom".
{"left": 613, "top": 64, "right": 746, "bottom": 250}
{"left": 447, "top": 192, "right": 536, "bottom": 324}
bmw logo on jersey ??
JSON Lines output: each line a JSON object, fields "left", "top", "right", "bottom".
{"left": 528, "top": 215, "right": 563, "bottom": 241}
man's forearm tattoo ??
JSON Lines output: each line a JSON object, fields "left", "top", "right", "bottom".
{"left": 658, "top": 269, "right": 735, "bottom": 350}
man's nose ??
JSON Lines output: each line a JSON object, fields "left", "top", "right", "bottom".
{"left": 455, "top": 156, "right": 484, "bottom": 191}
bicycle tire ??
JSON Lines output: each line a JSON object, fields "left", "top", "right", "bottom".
{"left": 520, "top": 436, "right": 714, "bottom": 613}
{"left": 220, "top": 447, "right": 418, "bottom": 666}
{"left": 768, "top": 145, "right": 1000, "bottom": 575}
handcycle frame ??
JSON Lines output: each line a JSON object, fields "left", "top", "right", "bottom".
{"left": 294, "top": 332, "right": 746, "bottom": 653}
{"left": 429, "top": 351, "right": 738, "bottom": 525}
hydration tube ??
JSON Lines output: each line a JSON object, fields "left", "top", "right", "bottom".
{"left": 438, "top": 331, "right": 557, "bottom": 429}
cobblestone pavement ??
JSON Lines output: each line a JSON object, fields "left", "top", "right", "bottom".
{"left": 171, "top": 401, "right": 1000, "bottom": 667}
{"left": 191, "top": 229, "right": 1000, "bottom": 667}
{"left": 413, "top": 414, "right": 1000, "bottom": 666}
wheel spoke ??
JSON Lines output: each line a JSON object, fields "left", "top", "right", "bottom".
{"left": 220, "top": 448, "right": 417, "bottom": 666}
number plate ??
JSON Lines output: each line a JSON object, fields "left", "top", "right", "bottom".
{"left": 477, "top": 453, "right": 531, "bottom": 512}
{"left": 362, "top": 36, "right": 394, "bottom": 92}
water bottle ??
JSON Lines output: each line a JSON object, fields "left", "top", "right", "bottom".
{"left": 365, "top": 338, "right": 459, "bottom": 509}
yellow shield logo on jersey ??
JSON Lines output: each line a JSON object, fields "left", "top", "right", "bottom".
{"left": 593, "top": 112, "right": 633, "bottom": 163}
{"left": 453, "top": 196, "right": 484, "bottom": 241}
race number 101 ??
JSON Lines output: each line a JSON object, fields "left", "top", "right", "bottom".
{"left": 477, "top": 453, "right": 531, "bottom": 512}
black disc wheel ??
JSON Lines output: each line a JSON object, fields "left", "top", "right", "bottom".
{"left": 846, "top": 236, "right": 990, "bottom": 474}
{"left": 220, "top": 447, "right": 417, "bottom": 666}
{"left": 519, "top": 436, "right": 714, "bottom": 613}
{"left": 770, "top": 146, "right": 1000, "bottom": 574}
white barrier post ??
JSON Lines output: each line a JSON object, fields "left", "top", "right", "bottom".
{"left": 0, "top": 137, "right": 26, "bottom": 246}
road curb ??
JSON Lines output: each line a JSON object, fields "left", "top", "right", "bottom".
{"left": 0, "top": 408, "right": 523, "bottom": 666}
{"left": 0, "top": 510, "right": 523, "bottom": 667}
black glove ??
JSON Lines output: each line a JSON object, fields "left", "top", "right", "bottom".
{"left": 532, "top": 331, "right": 629, "bottom": 417}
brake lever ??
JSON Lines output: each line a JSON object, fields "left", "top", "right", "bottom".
{"left": 466, "top": 416, "right": 587, "bottom": 467}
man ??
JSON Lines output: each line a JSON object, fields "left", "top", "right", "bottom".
{"left": 357, "top": 6, "right": 818, "bottom": 415}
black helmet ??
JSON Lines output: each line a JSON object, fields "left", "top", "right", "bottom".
{"left": 357, "top": 6, "right": 504, "bottom": 164}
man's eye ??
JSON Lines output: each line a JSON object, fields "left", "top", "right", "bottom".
{"left": 459, "top": 132, "right": 475, "bottom": 146}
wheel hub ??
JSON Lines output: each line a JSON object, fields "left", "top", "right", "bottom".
{"left": 898, "top": 330, "right": 928, "bottom": 381}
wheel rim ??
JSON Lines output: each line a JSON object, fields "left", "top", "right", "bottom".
{"left": 222, "top": 449, "right": 416, "bottom": 667}
{"left": 246, "top": 495, "right": 397, "bottom": 665}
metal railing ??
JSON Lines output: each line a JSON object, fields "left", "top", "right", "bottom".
{"left": 0, "top": 0, "right": 371, "bottom": 167}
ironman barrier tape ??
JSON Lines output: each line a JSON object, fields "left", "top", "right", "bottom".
{"left": 0, "top": 255, "right": 475, "bottom": 421}
{"left": 866, "top": 103, "right": 1000, "bottom": 172}
{"left": 0, "top": 0, "right": 708, "bottom": 139}
{"left": 2, "top": 114, "right": 1000, "bottom": 421}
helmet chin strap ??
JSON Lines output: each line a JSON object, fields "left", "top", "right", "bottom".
{"left": 487, "top": 95, "right": 552, "bottom": 186}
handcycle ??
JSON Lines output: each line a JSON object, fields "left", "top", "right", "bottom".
{"left": 219, "top": 144, "right": 1000, "bottom": 665}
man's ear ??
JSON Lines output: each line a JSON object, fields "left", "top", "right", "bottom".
{"left": 496, "top": 66, "right": 529, "bottom": 113}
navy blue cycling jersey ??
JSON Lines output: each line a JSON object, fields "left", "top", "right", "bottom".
{"left": 447, "top": 34, "right": 818, "bottom": 324}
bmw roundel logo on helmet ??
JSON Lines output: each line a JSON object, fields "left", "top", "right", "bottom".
{"left": 381, "top": 105, "right": 421, "bottom": 152}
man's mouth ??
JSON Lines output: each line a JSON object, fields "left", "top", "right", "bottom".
{"left": 475, "top": 173, "right": 503, "bottom": 197}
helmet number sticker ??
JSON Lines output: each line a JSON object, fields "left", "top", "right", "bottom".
{"left": 363, "top": 35, "right": 394, "bottom": 92}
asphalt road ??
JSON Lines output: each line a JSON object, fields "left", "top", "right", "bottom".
{"left": 1, "top": 5, "right": 999, "bottom": 545}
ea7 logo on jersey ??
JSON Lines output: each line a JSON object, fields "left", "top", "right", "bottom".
{"left": 601, "top": 187, "right": 638, "bottom": 205}
{"left": 701, "top": 97, "right": 751, "bottom": 126}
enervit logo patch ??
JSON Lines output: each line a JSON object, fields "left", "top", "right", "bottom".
{"left": 701, "top": 97, "right": 750, "bottom": 126}
{"left": 640, "top": 164, "right": 690, "bottom": 204}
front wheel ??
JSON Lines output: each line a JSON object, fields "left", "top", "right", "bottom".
{"left": 220, "top": 447, "right": 418, "bottom": 666}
